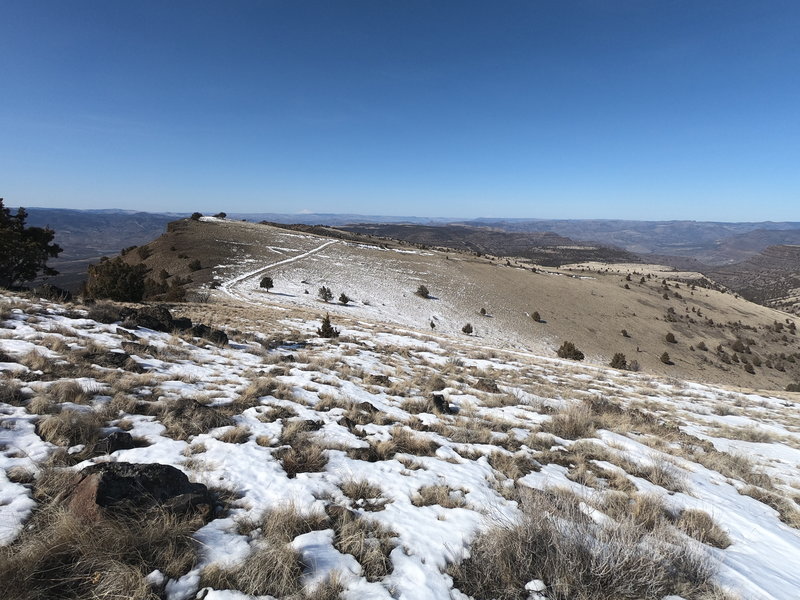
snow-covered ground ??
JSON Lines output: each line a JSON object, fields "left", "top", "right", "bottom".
{"left": 2, "top": 290, "right": 800, "bottom": 599}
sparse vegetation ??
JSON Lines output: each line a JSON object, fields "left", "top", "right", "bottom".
{"left": 259, "top": 276, "right": 274, "bottom": 291}
{"left": 318, "top": 285, "right": 333, "bottom": 303}
{"left": 415, "top": 284, "right": 430, "bottom": 299}
{"left": 556, "top": 341, "right": 584, "bottom": 361}
{"left": 317, "top": 313, "right": 340, "bottom": 338}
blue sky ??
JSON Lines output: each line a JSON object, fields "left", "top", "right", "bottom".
{"left": 1, "top": 1, "right": 798, "bottom": 220}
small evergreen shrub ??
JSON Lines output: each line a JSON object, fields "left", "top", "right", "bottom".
{"left": 190, "top": 212, "right": 202, "bottom": 220}
{"left": 188, "top": 259, "right": 202, "bottom": 272}
{"left": 415, "top": 285, "right": 430, "bottom": 299}
{"left": 660, "top": 351, "right": 672, "bottom": 365}
{"left": 462, "top": 323, "right": 473, "bottom": 334}
{"left": 557, "top": 342, "right": 584, "bottom": 361}
{"left": 665, "top": 332, "right": 676, "bottom": 344}
{"left": 609, "top": 353, "right": 627, "bottom": 369}
{"left": 317, "top": 314, "right": 340, "bottom": 338}
{"left": 259, "top": 276, "right": 273, "bottom": 291}
{"left": 532, "top": 311, "right": 541, "bottom": 323}
{"left": 339, "top": 293, "right": 350, "bottom": 305}
{"left": 318, "top": 286, "right": 333, "bottom": 303}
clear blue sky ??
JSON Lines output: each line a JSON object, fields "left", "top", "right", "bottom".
{"left": 1, "top": 1, "right": 798, "bottom": 220}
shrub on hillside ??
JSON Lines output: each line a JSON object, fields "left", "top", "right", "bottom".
{"left": 532, "top": 311, "right": 541, "bottom": 323}
{"left": 190, "top": 212, "right": 203, "bottom": 220}
{"left": 665, "top": 332, "right": 677, "bottom": 344}
{"left": 86, "top": 257, "right": 147, "bottom": 302}
{"left": 259, "top": 276, "right": 273, "bottom": 291}
{"left": 660, "top": 351, "right": 672, "bottom": 365}
{"left": 785, "top": 382, "right": 800, "bottom": 392}
{"left": 609, "top": 353, "right": 627, "bottom": 370}
{"left": 318, "top": 286, "right": 333, "bottom": 303}
{"left": 339, "top": 293, "right": 350, "bottom": 305}
{"left": 188, "top": 259, "right": 202, "bottom": 272}
{"left": 415, "top": 285, "right": 430, "bottom": 299}
{"left": 317, "top": 314, "right": 340, "bottom": 338}
{"left": 557, "top": 341, "right": 584, "bottom": 361}
{"left": 462, "top": 323, "right": 473, "bottom": 335}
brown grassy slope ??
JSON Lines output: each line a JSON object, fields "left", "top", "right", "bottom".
{"left": 127, "top": 218, "right": 800, "bottom": 391}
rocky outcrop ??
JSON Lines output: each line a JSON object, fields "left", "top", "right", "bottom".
{"left": 65, "top": 462, "right": 213, "bottom": 522}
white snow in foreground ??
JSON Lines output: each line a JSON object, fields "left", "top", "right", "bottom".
{"left": 1, "top": 292, "right": 800, "bottom": 600}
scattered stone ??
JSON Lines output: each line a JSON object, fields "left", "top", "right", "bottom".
{"left": 191, "top": 323, "right": 228, "bottom": 346}
{"left": 65, "top": 462, "right": 213, "bottom": 522}
{"left": 97, "top": 431, "right": 136, "bottom": 454}
{"left": 432, "top": 393, "right": 456, "bottom": 414}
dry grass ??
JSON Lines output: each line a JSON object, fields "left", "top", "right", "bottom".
{"left": 540, "top": 403, "right": 596, "bottom": 440}
{"left": 48, "top": 379, "right": 93, "bottom": 404}
{"left": 239, "top": 377, "right": 275, "bottom": 404}
{"left": 328, "top": 507, "right": 396, "bottom": 582}
{"left": 216, "top": 425, "right": 251, "bottom": 444}
{"left": 258, "top": 403, "right": 298, "bottom": 422}
{"left": 389, "top": 426, "right": 439, "bottom": 456}
{"left": 412, "top": 484, "right": 466, "bottom": 508}
{"left": 21, "top": 349, "right": 51, "bottom": 372}
{"left": 449, "top": 486, "right": 716, "bottom": 600}
{"left": 37, "top": 409, "right": 104, "bottom": 453}
{"left": 740, "top": 486, "right": 800, "bottom": 529}
{"left": 0, "top": 496, "right": 202, "bottom": 600}
{"left": 712, "top": 424, "right": 779, "bottom": 444}
{"left": 0, "top": 378, "right": 28, "bottom": 405}
{"left": 677, "top": 509, "right": 732, "bottom": 548}
{"left": 488, "top": 451, "right": 541, "bottom": 481}
{"left": 202, "top": 504, "right": 328, "bottom": 597}
{"left": 158, "top": 396, "right": 233, "bottom": 440}
{"left": 274, "top": 435, "right": 329, "bottom": 478}
{"left": 341, "top": 479, "right": 389, "bottom": 512}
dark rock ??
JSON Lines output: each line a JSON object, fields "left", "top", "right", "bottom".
{"left": 65, "top": 462, "right": 213, "bottom": 522}
{"left": 130, "top": 305, "right": 175, "bottom": 332}
{"left": 191, "top": 324, "right": 228, "bottom": 345}
{"left": 432, "top": 393, "right": 455, "bottom": 414}
{"left": 172, "top": 317, "right": 193, "bottom": 331}
{"left": 97, "top": 431, "right": 136, "bottom": 454}
{"left": 82, "top": 350, "right": 131, "bottom": 369}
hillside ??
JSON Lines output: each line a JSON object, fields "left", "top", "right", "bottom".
{"left": 337, "top": 223, "right": 638, "bottom": 266}
{"left": 123, "top": 217, "right": 800, "bottom": 391}
{"left": 2, "top": 288, "right": 800, "bottom": 599}
{"left": 708, "top": 245, "right": 800, "bottom": 315}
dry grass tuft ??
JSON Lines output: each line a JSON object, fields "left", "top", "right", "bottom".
{"left": 0, "top": 379, "right": 29, "bottom": 405}
{"left": 328, "top": 507, "right": 396, "bottom": 582}
{"left": 0, "top": 493, "right": 202, "bottom": 600}
{"left": 216, "top": 425, "right": 251, "bottom": 444}
{"left": 341, "top": 479, "right": 389, "bottom": 512}
{"left": 449, "top": 486, "right": 716, "bottom": 600}
{"left": 412, "top": 484, "right": 466, "bottom": 508}
{"left": 274, "top": 435, "right": 329, "bottom": 478}
{"left": 489, "top": 451, "right": 541, "bottom": 481}
{"left": 740, "top": 486, "right": 800, "bottom": 529}
{"left": 158, "top": 397, "right": 233, "bottom": 440}
{"left": 37, "top": 409, "right": 104, "bottom": 453}
{"left": 390, "top": 426, "right": 439, "bottom": 456}
{"left": 677, "top": 509, "right": 732, "bottom": 548}
{"left": 48, "top": 380, "right": 93, "bottom": 404}
{"left": 203, "top": 503, "right": 329, "bottom": 597}
{"left": 540, "top": 403, "right": 596, "bottom": 440}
